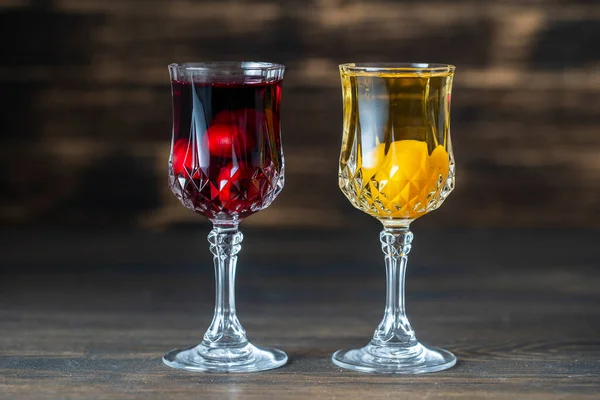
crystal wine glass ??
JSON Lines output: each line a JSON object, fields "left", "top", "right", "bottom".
{"left": 333, "top": 63, "right": 457, "bottom": 373}
{"left": 163, "top": 62, "right": 287, "bottom": 373}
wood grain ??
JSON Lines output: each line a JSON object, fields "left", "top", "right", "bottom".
{"left": 1, "top": 230, "right": 599, "bottom": 399}
{"left": 1, "top": 0, "right": 600, "bottom": 229}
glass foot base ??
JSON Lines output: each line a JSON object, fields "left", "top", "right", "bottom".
{"left": 163, "top": 342, "right": 288, "bottom": 373}
{"left": 332, "top": 342, "right": 456, "bottom": 374}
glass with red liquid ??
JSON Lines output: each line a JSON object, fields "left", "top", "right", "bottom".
{"left": 163, "top": 62, "right": 286, "bottom": 373}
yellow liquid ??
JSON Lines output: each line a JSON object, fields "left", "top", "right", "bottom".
{"left": 339, "top": 70, "right": 455, "bottom": 223}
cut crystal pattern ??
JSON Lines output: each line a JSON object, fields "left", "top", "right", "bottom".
{"left": 333, "top": 62, "right": 457, "bottom": 374}
{"left": 163, "top": 61, "right": 287, "bottom": 373}
{"left": 340, "top": 141, "right": 455, "bottom": 221}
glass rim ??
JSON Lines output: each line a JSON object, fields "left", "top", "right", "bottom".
{"left": 169, "top": 61, "right": 285, "bottom": 72}
{"left": 339, "top": 63, "right": 455, "bottom": 75}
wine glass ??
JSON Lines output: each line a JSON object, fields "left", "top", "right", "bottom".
{"left": 163, "top": 62, "right": 287, "bottom": 373}
{"left": 333, "top": 63, "right": 457, "bottom": 373}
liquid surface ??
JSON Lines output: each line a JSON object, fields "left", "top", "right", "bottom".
{"left": 169, "top": 79, "right": 283, "bottom": 222}
{"left": 338, "top": 71, "right": 455, "bottom": 223}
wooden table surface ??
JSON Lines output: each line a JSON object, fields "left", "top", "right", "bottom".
{"left": 1, "top": 229, "right": 599, "bottom": 399}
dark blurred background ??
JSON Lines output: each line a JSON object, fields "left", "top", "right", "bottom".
{"left": 1, "top": 0, "right": 599, "bottom": 275}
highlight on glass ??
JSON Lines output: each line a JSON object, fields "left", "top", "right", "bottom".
{"left": 163, "top": 62, "right": 287, "bottom": 373}
{"left": 334, "top": 63, "right": 457, "bottom": 373}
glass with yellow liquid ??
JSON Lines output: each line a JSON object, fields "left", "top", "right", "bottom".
{"left": 333, "top": 63, "right": 456, "bottom": 373}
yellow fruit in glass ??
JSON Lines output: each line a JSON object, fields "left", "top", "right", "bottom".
{"left": 359, "top": 140, "right": 450, "bottom": 219}
{"left": 338, "top": 69, "right": 455, "bottom": 225}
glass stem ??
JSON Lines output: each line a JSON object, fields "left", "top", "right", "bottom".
{"left": 202, "top": 223, "right": 248, "bottom": 348}
{"left": 371, "top": 226, "right": 418, "bottom": 348}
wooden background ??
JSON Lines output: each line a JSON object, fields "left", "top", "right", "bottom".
{"left": 1, "top": 3, "right": 599, "bottom": 397}
{"left": 1, "top": 0, "right": 600, "bottom": 230}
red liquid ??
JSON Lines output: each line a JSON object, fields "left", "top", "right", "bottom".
{"left": 169, "top": 79, "right": 284, "bottom": 222}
